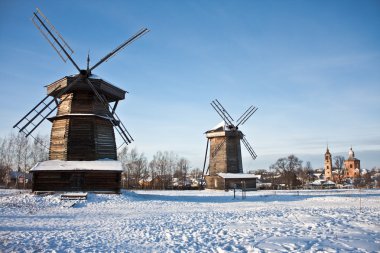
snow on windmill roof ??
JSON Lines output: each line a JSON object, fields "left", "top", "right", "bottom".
{"left": 30, "top": 160, "right": 123, "bottom": 172}
{"left": 205, "top": 121, "right": 230, "bottom": 133}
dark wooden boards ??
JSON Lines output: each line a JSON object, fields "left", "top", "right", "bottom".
{"left": 32, "top": 171, "right": 121, "bottom": 193}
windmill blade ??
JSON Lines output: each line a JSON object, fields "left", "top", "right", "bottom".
{"left": 236, "top": 106, "right": 258, "bottom": 127}
{"left": 14, "top": 76, "right": 81, "bottom": 137}
{"left": 241, "top": 136, "right": 257, "bottom": 160}
{"left": 210, "top": 100, "right": 234, "bottom": 126}
{"left": 236, "top": 105, "right": 253, "bottom": 124}
{"left": 214, "top": 99, "right": 234, "bottom": 123}
{"left": 200, "top": 139, "right": 210, "bottom": 189}
{"left": 32, "top": 8, "right": 80, "bottom": 72}
{"left": 90, "top": 28, "right": 149, "bottom": 72}
{"left": 85, "top": 79, "right": 133, "bottom": 146}
{"left": 210, "top": 103, "right": 230, "bottom": 125}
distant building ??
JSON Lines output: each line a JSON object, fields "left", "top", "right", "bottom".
{"left": 323, "top": 146, "right": 361, "bottom": 182}
{"left": 324, "top": 146, "right": 332, "bottom": 180}
{"left": 344, "top": 147, "right": 360, "bottom": 178}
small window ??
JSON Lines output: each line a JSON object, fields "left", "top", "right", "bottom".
{"left": 350, "top": 164, "right": 353, "bottom": 168}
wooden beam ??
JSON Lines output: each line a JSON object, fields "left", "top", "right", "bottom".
{"left": 111, "top": 100, "right": 119, "bottom": 115}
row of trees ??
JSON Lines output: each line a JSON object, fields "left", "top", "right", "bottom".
{"left": 118, "top": 147, "right": 202, "bottom": 189}
{"left": 0, "top": 133, "right": 49, "bottom": 185}
{"left": 1, "top": 132, "right": 378, "bottom": 190}
{"left": 0, "top": 132, "right": 202, "bottom": 189}
{"left": 255, "top": 154, "right": 379, "bottom": 189}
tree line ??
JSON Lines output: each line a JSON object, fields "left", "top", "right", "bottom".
{"left": 1, "top": 132, "right": 378, "bottom": 189}
{"left": 0, "top": 133, "right": 49, "bottom": 186}
{"left": 254, "top": 154, "right": 380, "bottom": 189}
{"left": 0, "top": 132, "right": 202, "bottom": 189}
{"left": 118, "top": 147, "right": 202, "bottom": 189}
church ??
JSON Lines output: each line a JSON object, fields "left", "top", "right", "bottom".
{"left": 324, "top": 146, "right": 361, "bottom": 181}
{"left": 344, "top": 147, "right": 361, "bottom": 178}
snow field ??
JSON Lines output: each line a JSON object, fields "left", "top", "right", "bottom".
{"left": 0, "top": 189, "right": 379, "bottom": 252}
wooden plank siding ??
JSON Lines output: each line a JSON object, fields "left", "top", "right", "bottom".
{"left": 207, "top": 131, "right": 243, "bottom": 176}
{"left": 204, "top": 176, "right": 256, "bottom": 190}
{"left": 48, "top": 91, "right": 117, "bottom": 161}
{"left": 32, "top": 171, "right": 121, "bottom": 192}
{"left": 49, "top": 118, "right": 70, "bottom": 160}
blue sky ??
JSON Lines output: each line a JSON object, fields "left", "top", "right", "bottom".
{"left": 0, "top": 0, "right": 379, "bottom": 171}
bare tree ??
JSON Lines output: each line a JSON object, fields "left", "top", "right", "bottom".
{"left": 150, "top": 151, "right": 167, "bottom": 189}
{"left": 118, "top": 146, "right": 129, "bottom": 188}
{"left": 127, "top": 148, "right": 147, "bottom": 188}
{"left": 14, "top": 133, "right": 30, "bottom": 172}
{"left": 30, "top": 134, "right": 49, "bottom": 165}
{"left": 119, "top": 147, "right": 192, "bottom": 190}
{"left": 13, "top": 134, "right": 31, "bottom": 188}
{"left": 0, "top": 136, "right": 12, "bottom": 185}
{"left": 270, "top": 155, "right": 303, "bottom": 189}
{"left": 297, "top": 161, "right": 313, "bottom": 186}
{"left": 1, "top": 133, "right": 16, "bottom": 170}
{"left": 176, "top": 158, "right": 190, "bottom": 188}
{"left": 149, "top": 151, "right": 178, "bottom": 189}
{"left": 190, "top": 167, "right": 202, "bottom": 180}
{"left": 333, "top": 155, "right": 345, "bottom": 183}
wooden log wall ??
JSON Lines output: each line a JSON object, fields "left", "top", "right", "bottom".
{"left": 70, "top": 91, "right": 109, "bottom": 116}
{"left": 94, "top": 118, "right": 117, "bottom": 160}
{"left": 49, "top": 118, "right": 70, "bottom": 160}
{"left": 205, "top": 175, "right": 225, "bottom": 189}
{"left": 224, "top": 178, "right": 256, "bottom": 189}
{"left": 67, "top": 117, "right": 96, "bottom": 160}
{"left": 225, "top": 136, "right": 243, "bottom": 173}
{"left": 209, "top": 137, "right": 227, "bottom": 176}
{"left": 49, "top": 91, "right": 117, "bottom": 161}
{"left": 208, "top": 132, "right": 243, "bottom": 176}
{"left": 32, "top": 171, "right": 121, "bottom": 192}
{"left": 204, "top": 176, "right": 256, "bottom": 190}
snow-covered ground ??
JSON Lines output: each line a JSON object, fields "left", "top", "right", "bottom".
{"left": 1, "top": 189, "right": 379, "bottom": 252}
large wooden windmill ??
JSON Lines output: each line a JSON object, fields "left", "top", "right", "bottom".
{"left": 13, "top": 8, "right": 149, "bottom": 192}
{"left": 202, "top": 99, "right": 258, "bottom": 190}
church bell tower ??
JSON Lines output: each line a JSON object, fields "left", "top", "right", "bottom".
{"left": 324, "top": 146, "right": 332, "bottom": 180}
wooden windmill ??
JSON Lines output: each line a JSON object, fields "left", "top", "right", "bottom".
{"left": 12, "top": 8, "right": 149, "bottom": 192}
{"left": 202, "top": 99, "right": 258, "bottom": 190}
{"left": 13, "top": 8, "right": 148, "bottom": 161}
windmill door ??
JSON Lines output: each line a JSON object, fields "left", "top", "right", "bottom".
{"left": 69, "top": 173, "right": 85, "bottom": 190}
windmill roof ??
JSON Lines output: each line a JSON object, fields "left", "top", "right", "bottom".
{"left": 205, "top": 121, "right": 230, "bottom": 133}
{"left": 211, "top": 121, "right": 227, "bottom": 130}
{"left": 46, "top": 75, "right": 127, "bottom": 102}
{"left": 30, "top": 160, "right": 123, "bottom": 172}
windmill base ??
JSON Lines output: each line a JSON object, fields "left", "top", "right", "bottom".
{"left": 205, "top": 174, "right": 258, "bottom": 190}
{"left": 30, "top": 160, "right": 122, "bottom": 193}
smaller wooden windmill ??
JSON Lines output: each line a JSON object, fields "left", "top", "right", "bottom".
{"left": 202, "top": 99, "right": 258, "bottom": 190}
